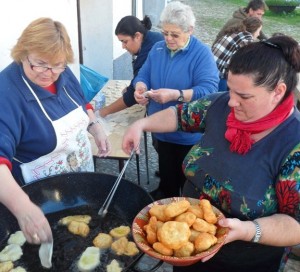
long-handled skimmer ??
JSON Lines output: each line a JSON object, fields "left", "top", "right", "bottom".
{"left": 98, "top": 148, "right": 135, "bottom": 217}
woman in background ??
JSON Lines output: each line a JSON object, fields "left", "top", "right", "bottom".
{"left": 99, "top": 15, "right": 163, "bottom": 117}
{"left": 212, "top": 16, "right": 262, "bottom": 91}
{"left": 133, "top": 1, "right": 219, "bottom": 199}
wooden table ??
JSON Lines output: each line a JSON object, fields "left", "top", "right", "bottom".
{"left": 89, "top": 80, "right": 149, "bottom": 184}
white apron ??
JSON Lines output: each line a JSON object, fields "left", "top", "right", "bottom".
{"left": 16, "top": 77, "right": 94, "bottom": 184}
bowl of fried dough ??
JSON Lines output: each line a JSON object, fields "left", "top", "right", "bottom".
{"left": 132, "top": 197, "right": 228, "bottom": 266}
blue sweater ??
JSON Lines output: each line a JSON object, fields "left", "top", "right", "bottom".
{"left": 134, "top": 35, "right": 219, "bottom": 145}
{"left": 0, "top": 62, "right": 88, "bottom": 183}
{"left": 123, "top": 31, "right": 164, "bottom": 107}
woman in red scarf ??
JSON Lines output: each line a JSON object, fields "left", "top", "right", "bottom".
{"left": 122, "top": 35, "right": 300, "bottom": 271}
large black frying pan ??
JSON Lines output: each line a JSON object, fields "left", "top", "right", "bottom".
{"left": 0, "top": 172, "right": 161, "bottom": 271}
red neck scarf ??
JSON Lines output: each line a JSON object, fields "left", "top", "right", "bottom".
{"left": 225, "top": 94, "right": 294, "bottom": 155}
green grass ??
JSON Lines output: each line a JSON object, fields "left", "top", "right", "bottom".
{"left": 265, "top": 8, "right": 300, "bottom": 25}
{"left": 218, "top": 0, "right": 300, "bottom": 26}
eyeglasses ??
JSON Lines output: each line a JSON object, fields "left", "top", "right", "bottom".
{"left": 161, "top": 31, "right": 180, "bottom": 39}
{"left": 27, "top": 57, "right": 66, "bottom": 74}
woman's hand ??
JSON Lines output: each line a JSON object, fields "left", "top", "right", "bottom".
{"left": 202, "top": 217, "right": 254, "bottom": 262}
{"left": 92, "top": 123, "right": 111, "bottom": 157}
{"left": 15, "top": 200, "right": 53, "bottom": 245}
{"left": 134, "top": 82, "right": 149, "bottom": 106}
{"left": 147, "top": 88, "right": 181, "bottom": 104}
{"left": 0, "top": 166, "right": 53, "bottom": 244}
{"left": 122, "top": 121, "right": 143, "bottom": 155}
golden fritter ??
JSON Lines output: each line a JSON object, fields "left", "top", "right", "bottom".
{"left": 174, "top": 241, "right": 194, "bottom": 257}
{"left": 153, "top": 242, "right": 173, "bottom": 256}
{"left": 0, "top": 261, "right": 13, "bottom": 272}
{"left": 109, "top": 226, "right": 130, "bottom": 238}
{"left": 106, "top": 259, "right": 122, "bottom": 272}
{"left": 200, "top": 199, "right": 218, "bottom": 224}
{"left": 111, "top": 237, "right": 129, "bottom": 256}
{"left": 192, "top": 218, "right": 217, "bottom": 235}
{"left": 93, "top": 233, "right": 113, "bottom": 249}
{"left": 194, "top": 232, "right": 217, "bottom": 253}
{"left": 144, "top": 216, "right": 164, "bottom": 245}
{"left": 58, "top": 215, "right": 91, "bottom": 226}
{"left": 164, "top": 200, "right": 190, "bottom": 218}
{"left": 187, "top": 204, "right": 203, "bottom": 219}
{"left": 124, "top": 241, "right": 139, "bottom": 256}
{"left": 159, "top": 221, "right": 191, "bottom": 250}
{"left": 175, "top": 211, "right": 196, "bottom": 227}
{"left": 67, "top": 221, "right": 90, "bottom": 237}
{"left": 149, "top": 204, "right": 172, "bottom": 222}
{"left": 189, "top": 229, "right": 202, "bottom": 243}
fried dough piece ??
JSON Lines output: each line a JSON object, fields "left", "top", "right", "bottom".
{"left": 192, "top": 218, "right": 217, "bottom": 235}
{"left": 124, "top": 241, "right": 139, "bottom": 256}
{"left": 8, "top": 231, "right": 26, "bottom": 246}
{"left": 58, "top": 215, "right": 91, "bottom": 226}
{"left": 111, "top": 237, "right": 129, "bottom": 255}
{"left": 194, "top": 232, "right": 217, "bottom": 253}
{"left": 77, "top": 246, "right": 100, "bottom": 272}
{"left": 144, "top": 216, "right": 163, "bottom": 245}
{"left": 174, "top": 241, "right": 195, "bottom": 257}
{"left": 175, "top": 212, "right": 196, "bottom": 227}
{"left": 153, "top": 242, "right": 173, "bottom": 256}
{"left": 0, "top": 261, "right": 13, "bottom": 272}
{"left": 111, "top": 236, "right": 139, "bottom": 256}
{"left": 149, "top": 204, "right": 172, "bottom": 222}
{"left": 164, "top": 200, "right": 190, "bottom": 218}
{"left": 0, "top": 244, "right": 23, "bottom": 262}
{"left": 187, "top": 204, "right": 204, "bottom": 219}
{"left": 159, "top": 221, "right": 191, "bottom": 250}
{"left": 156, "top": 225, "right": 162, "bottom": 243}
{"left": 144, "top": 225, "right": 157, "bottom": 245}
{"left": 106, "top": 259, "right": 122, "bottom": 272}
{"left": 189, "top": 229, "right": 202, "bottom": 243}
{"left": 109, "top": 226, "right": 130, "bottom": 238}
{"left": 67, "top": 221, "right": 90, "bottom": 237}
{"left": 93, "top": 233, "right": 113, "bottom": 249}
{"left": 200, "top": 199, "right": 218, "bottom": 224}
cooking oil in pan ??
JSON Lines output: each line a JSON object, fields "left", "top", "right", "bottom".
{"left": 1, "top": 206, "right": 140, "bottom": 271}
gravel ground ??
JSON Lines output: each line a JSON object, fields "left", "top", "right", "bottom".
{"left": 95, "top": 1, "right": 299, "bottom": 271}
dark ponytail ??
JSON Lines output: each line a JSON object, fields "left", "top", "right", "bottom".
{"left": 115, "top": 15, "right": 152, "bottom": 37}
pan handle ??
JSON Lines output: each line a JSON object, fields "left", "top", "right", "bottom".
{"left": 125, "top": 253, "right": 165, "bottom": 272}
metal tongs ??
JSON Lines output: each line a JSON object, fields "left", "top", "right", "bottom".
{"left": 98, "top": 148, "right": 136, "bottom": 217}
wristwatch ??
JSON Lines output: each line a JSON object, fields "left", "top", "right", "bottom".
{"left": 177, "top": 90, "right": 184, "bottom": 102}
{"left": 251, "top": 220, "right": 262, "bottom": 243}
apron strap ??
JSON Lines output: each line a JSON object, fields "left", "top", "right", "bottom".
{"left": 22, "top": 76, "right": 53, "bottom": 123}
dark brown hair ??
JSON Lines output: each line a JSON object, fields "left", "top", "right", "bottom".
{"left": 229, "top": 35, "right": 300, "bottom": 99}
{"left": 115, "top": 15, "right": 152, "bottom": 37}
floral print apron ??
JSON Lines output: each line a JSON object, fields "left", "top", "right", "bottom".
{"left": 17, "top": 77, "right": 94, "bottom": 184}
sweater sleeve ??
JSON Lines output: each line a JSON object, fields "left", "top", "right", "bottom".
{"left": 190, "top": 44, "right": 219, "bottom": 100}
{"left": 122, "top": 83, "right": 137, "bottom": 107}
{"left": 276, "top": 144, "right": 300, "bottom": 221}
{"left": 0, "top": 157, "right": 12, "bottom": 171}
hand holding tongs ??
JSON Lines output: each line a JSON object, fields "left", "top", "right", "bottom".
{"left": 98, "top": 148, "right": 136, "bottom": 217}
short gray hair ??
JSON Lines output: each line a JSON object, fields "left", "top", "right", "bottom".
{"left": 159, "top": 1, "right": 196, "bottom": 32}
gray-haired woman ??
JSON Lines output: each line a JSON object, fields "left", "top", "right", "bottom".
{"left": 133, "top": 1, "right": 219, "bottom": 199}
